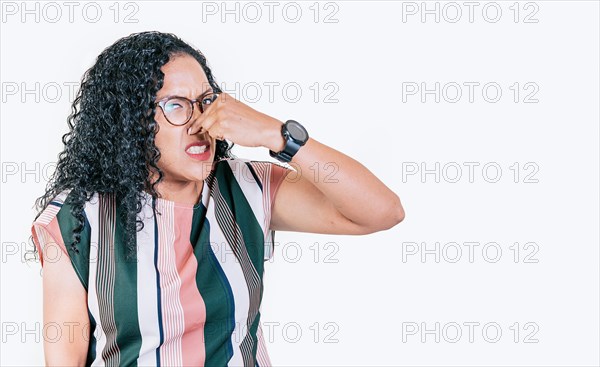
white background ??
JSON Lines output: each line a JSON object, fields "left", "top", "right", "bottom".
{"left": 1, "top": 1, "right": 599, "bottom": 366}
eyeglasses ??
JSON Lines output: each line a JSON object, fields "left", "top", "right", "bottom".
{"left": 154, "top": 92, "right": 220, "bottom": 126}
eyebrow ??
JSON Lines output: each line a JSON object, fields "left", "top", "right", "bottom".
{"left": 156, "top": 87, "right": 213, "bottom": 101}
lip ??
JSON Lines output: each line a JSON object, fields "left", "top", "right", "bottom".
{"left": 185, "top": 140, "right": 210, "bottom": 152}
{"left": 185, "top": 140, "right": 211, "bottom": 161}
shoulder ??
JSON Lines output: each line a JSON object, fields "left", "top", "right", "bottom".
{"left": 212, "top": 157, "right": 292, "bottom": 190}
{"left": 32, "top": 188, "right": 102, "bottom": 237}
{"left": 32, "top": 188, "right": 74, "bottom": 228}
{"left": 31, "top": 188, "right": 93, "bottom": 289}
{"left": 31, "top": 189, "right": 80, "bottom": 267}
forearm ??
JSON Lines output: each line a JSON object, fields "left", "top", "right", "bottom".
{"left": 264, "top": 118, "right": 405, "bottom": 228}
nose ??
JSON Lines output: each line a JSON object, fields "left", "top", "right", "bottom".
{"left": 186, "top": 103, "right": 204, "bottom": 129}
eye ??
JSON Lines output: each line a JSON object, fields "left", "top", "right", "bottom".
{"left": 201, "top": 94, "right": 217, "bottom": 107}
{"left": 164, "top": 101, "right": 183, "bottom": 112}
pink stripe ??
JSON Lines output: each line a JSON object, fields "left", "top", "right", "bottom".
{"left": 31, "top": 191, "right": 74, "bottom": 266}
{"left": 173, "top": 206, "right": 207, "bottom": 366}
{"left": 47, "top": 217, "right": 69, "bottom": 258}
{"left": 267, "top": 163, "right": 288, "bottom": 236}
{"left": 31, "top": 217, "right": 69, "bottom": 267}
{"left": 269, "top": 163, "right": 288, "bottom": 207}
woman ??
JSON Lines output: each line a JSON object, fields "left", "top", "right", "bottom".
{"left": 30, "top": 31, "right": 404, "bottom": 366}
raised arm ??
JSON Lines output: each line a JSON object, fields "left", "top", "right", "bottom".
{"left": 265, "top": 126, "right": 405, "bottom": 235}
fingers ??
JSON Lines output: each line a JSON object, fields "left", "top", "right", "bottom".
{"left": 188, "top": 114, "right": 225, "bottom": 140}
{"left": 206, "top": 124, "right": 225, "bottom": 141}
{"left": 188, "top": 109, "right": 215, "bottom": 135}
{"left": 187, "top": 93, "right": 225, "bottom": 135}
{"left": 188, "top": 116, "right": 217, "bottom": 135}
{"left": 187, "top": 92, "right": 233, "bottom": 138}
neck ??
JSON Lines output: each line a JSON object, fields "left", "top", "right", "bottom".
{"left": 146, "top": 179, "right": 203, "bottom": 206}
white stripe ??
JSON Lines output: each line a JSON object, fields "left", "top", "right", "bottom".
{"left": 261, "top": 164, "right": 275, "bottom": 261}
{"left": 85, "top": 193, "right": 107, "bottom": 367}
{"left": 36, "top": 190, "right": 71, "bottom": 225}
{"left": 263, "top": 164, "right": 272, "bottom": 237}
{"left": 156, "top": 199, "right": 185, "bottom": 366}
{"left": 205, "top": 197, "right": 249, "bottom": 366}
{"left": 136, "top": 197, "right": 160, "bottom": 366}
{"left": 264, "top": 230, "right": 275, "bottom": 261}
{"left": 250, "top": 161, "right": 270, "bottom": 238}
{"left": 256, "top": 323, "right": 272, "bottom": 366}
{"left": 227, "top": 160, "right": 268, "bottom": 238}
{"left": 37, "top": 206, "right": 60, "bottom": 226}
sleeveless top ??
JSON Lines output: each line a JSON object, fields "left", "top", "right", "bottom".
{"left": 31, "top": 157, "right": 290, "bottom": 366}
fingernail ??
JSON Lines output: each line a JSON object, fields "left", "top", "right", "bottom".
{"left": 187, "top": 127, "right": 192, "bottom": 135}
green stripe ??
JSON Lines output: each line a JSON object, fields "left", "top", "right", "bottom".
{"left": 56, "top": 193, "right": 92, "bottom": 292}
{"left": 112, "top": 197, "right": 142, "bottom": 366}
{"left": 192, "top": 199, "right": 235, "bottom": 364}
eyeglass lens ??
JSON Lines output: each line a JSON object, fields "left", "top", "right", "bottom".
{"left": 163, "top": 93, "right": 218, "bottom": 125}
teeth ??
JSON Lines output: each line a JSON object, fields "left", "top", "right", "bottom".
{"left": 186, "top": 145, "right": 207, "bottom": 154}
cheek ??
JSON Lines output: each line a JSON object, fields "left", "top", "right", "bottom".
{"left": 154, "top": 126, "right": 182, "bottom": 167}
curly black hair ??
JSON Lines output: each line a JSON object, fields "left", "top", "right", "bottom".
{"left": 29, "top": 31, "right": 234, "bottom": 262}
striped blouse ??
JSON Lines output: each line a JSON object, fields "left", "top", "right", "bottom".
{"left": 31, "top": 157, "right": 290, "bottom": 366}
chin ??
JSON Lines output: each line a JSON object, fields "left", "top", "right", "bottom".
{"left": 198, "top": 161, "right": 215, "bottom": 179}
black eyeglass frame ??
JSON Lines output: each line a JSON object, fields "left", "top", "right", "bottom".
{"left": 154, "top": 92, "right": 220, "bottom": 126}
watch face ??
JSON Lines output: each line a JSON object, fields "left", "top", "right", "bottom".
{"left": 287, "top": 121, "right": 308, "bottom": 141}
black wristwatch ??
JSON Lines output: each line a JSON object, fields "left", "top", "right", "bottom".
{"left": 269, "top": 120, "right": 309, "bottom": 163}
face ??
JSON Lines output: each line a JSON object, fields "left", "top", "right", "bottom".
{"left": 150, "top": 53, "right": 217, "bottom": 186}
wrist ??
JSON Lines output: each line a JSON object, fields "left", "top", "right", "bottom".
{"left": 265, "top": 118, "right": 286, "bottom": 152}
